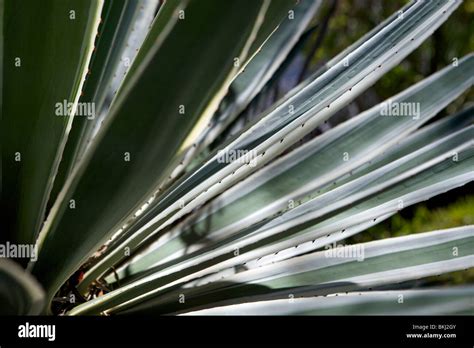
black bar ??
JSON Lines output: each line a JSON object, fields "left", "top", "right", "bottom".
{"left": 0, "top": 316, "right": 472, "bottom": 346}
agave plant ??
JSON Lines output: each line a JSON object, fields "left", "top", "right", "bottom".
{"left": 1, "top": 0, "right": 473, "bottom": 316}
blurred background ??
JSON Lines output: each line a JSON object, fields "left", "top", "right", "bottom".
{"left": 215, "top": 0, "right": 474, "bottom": 286}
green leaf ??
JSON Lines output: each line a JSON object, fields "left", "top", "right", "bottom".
{"left": 183, "top": 287, "right": 474, "bottom": 315}
{"left": 2, "top": 0, "right": 103, "bottom": 245}
{"left": 49, "top": 0, "right": 160, "bottom": 208}
{"left": 116, "top": 0, "right": 185, "bottom": 97}
{"left": 146, "top": 0, "right": 299, "bottom": 190}
{"left": 190, "top": 0, "right": 321, "bottom": 156}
